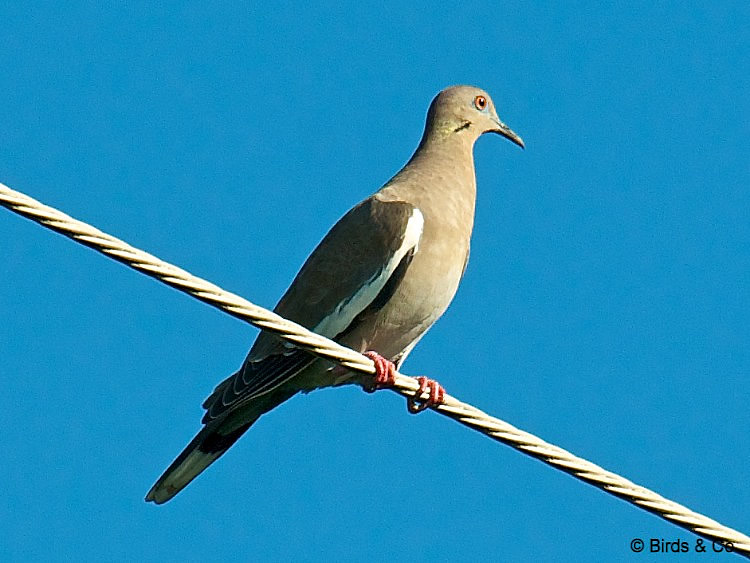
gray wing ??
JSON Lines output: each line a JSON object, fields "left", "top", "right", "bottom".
{"left": 202, "top": 196, "right": 423, "bottom": 423}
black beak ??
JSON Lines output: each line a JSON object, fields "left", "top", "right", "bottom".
{"left": 491, "top": 118, "right": 524, "bottom": 149}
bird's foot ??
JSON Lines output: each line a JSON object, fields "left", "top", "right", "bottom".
{"left": 362, "top": 351, "right": 445, "bottom": 414}
{"left": 407, "top": 376, "right": 445, "bottom": 413}
{"left": 362, "top": 351, "right": 396, "bottom": 392}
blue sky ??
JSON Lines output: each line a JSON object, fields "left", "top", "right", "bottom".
{"left": 1, "top": 3, "right": 748, "bottom": 561}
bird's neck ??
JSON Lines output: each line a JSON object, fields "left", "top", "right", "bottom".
{"left": 400, "top": 132, "right": 477, "bottom": 197}
{"left": 380, "top": 133, "right": 478, "bottom": 229}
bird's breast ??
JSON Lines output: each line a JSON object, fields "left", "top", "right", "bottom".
{"left": 340, "top": 207, "right": 471, "bottom": 362}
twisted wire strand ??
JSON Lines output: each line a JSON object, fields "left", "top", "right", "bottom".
{"left": 2, "top": 182, "right": 748, "bottom": 557}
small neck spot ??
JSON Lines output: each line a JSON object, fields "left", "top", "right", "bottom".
{"left": 453, "top": 121, "right": 471, "bottom": 133}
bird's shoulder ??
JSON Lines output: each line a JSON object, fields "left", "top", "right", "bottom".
{"left": 248, "top": 195, "right": 422, "bottom": 359}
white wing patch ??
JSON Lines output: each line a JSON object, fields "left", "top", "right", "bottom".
{"left": 312, "top": 207, "right": 424, "bottom": 338}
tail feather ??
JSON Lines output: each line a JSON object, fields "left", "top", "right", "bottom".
{"left": 145, "top": 421, "right": 253, "bottom": 504}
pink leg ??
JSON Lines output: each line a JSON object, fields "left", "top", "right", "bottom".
{"left": 407, "top": 376, "right": 446, "bottom": 413}
{"left": 362, "top": 351, "right": 445, "bottom": 414}
{"left": 362, "top": 351, "right": 396, "bottom": 391}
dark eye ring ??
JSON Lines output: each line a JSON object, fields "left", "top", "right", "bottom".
{"left": 474, "top": 95, "right": 487, "bottom": 110}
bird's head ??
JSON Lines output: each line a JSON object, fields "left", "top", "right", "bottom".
{"left": 426, "top": 85, "right": 524, "bottom": 149}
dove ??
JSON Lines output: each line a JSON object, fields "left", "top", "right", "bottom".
{"left": 146, "top": 85, "right": 523, "bottom": 503}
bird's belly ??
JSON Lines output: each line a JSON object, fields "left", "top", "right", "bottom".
{"left": 339, "top": 241, "right": 467, "bottom": 363}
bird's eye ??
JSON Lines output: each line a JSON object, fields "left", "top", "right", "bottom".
{"left": 474, "top": 95, "right": 487, "bottom": 111}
